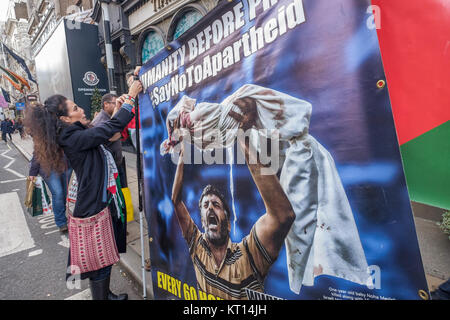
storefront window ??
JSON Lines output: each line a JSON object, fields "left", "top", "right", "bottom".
{"left": 173, "top": 10, "right": 203, "bottom": 40}
{"left": 142, "top": 31, "right": 165, "bottom": 64}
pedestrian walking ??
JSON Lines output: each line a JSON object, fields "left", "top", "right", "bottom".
{"left": 15, "top": 118, "right": 25, "bottom": 139}
{"left": 24, "top": 79, "right": 143, "bottom": 300}
{"left": 29, "top": 154, "right": 72, "bottom": 232}
{"left": 6, "top": 118, "right": 13, "bottom": 141}
{"left": 0, "top": 118, "right": 7, "bottom": 143}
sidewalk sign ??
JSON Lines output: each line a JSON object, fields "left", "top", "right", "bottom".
{"left": 34, "top": 19, "right": 109, "bottom": 117}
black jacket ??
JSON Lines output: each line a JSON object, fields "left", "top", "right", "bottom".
{"left": 57, "top": 107, "right": 134, "bottom": 218}
{"left": 91, "top": 109, "right": 124, "bottom": 166}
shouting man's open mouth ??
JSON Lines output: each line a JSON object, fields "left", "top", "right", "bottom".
{"left": 207, "top": 212, "right": 219, "bottom": 231}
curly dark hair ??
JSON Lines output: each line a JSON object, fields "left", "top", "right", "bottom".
{"left": 198, "top": 185, "right": 231, "bottom": 221}
{"left": 24, "top": 94, "right": 69, "bottom": 175}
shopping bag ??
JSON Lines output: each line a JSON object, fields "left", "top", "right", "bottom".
{"left": 28, "top": 178, "right": 43, "bottom": 217}
{"left": 121, "top": 187, "right": 134, "bottom": 222}
{"left": 24, "top": 178, "right": 35, "bottom": 208}
{"left": 40, "top": 180, "right": 52, "bottom": 215}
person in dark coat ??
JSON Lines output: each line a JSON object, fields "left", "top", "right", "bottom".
{"left": 15, "top": 118, "right": 25, "bottom": 139}
{"left": 6, "top": 118, "right": 14, "bottom": 140}
{"left": 24, "top": 79, "right": 143, "bottom": 300}
{"left": 91, "top": 93, "right": 127, "bottom": 186}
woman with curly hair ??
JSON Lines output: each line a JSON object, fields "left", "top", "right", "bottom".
{"left": 25, "top": 79, "right": 142, "bottom": 300}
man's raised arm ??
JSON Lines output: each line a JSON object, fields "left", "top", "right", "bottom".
{"left": 171, "top": 145, "right": 191, "bottom": 237}
{"left": 231, "top": 98, "right": 295, "bottom": 261}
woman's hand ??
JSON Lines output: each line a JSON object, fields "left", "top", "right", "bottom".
{"left": 115, "top": 95, "right": 127, "bottom": 109}
{"left": 112, "top": 94, "right": 128, "bottom": 116}
{"left": 134, "top": 66, "right": 141, "bottom": 76}
{"left": 128, "top": 80, "right": 143, "bottom": 99}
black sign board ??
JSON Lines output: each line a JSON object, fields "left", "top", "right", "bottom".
{"left": 35, "top": 20, "right": 109, "bottom": 117}
{"left": 66, "top": 22, "right": 109, "bottom": 116}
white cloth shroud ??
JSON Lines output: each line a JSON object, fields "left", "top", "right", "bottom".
{"left": 163, "top": 84, "right": 371, "bottom": 294}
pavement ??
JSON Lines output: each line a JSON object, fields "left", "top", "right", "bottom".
{"left": 10, "top": 132, "right": 154, "bottom": 300}
{"left": 9, "top": 132, "right": 450, "bottom": 299}
{"left": 0, "top": 138, "right": 143, "bottom": 300}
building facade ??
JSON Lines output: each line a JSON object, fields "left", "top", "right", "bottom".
{"left": 27, "top": 0, "right": 94, "bottom": 60}
{"left": 0, "top": 0, "right": 95, "bottom": 117}
{"left": 125, "top": 0, "right": 220, "bottom": 64}
{"left": 1, "top": 0, "right": 221, "bottom": 118}
{"left": 0, "top": 0, "right": 35, "bottom": 119}
{"left": 92, "top": 0, "right": 220, "bottom": 95}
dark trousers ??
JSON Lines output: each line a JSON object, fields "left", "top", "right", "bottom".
{"left": 117, "top": 159, "right": 127, "bottom": 188}
{"left": 90, "top": 265, "right": 112, "bottom": 281}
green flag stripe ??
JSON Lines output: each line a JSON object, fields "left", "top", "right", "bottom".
{"left": 400, "top": 120, "right": 450, "bottom": 210}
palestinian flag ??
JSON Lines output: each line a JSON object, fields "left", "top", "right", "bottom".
{"left": 1, "top": 42, "right": 37, "bottom": 84}
{"left": 373, "top": 0, "right": 450, "bottom": 210}
{"left": 3, "top": 74, "right": 24, "bottom": 93}
{"left": 0, "top": 65, "right": 30, "bottom": 91}
{"left": 1, "top": 87, "right": 10, "bottom": 103}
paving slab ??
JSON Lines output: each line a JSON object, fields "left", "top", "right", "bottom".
{"left": 415, "top": 217, "right": 450, "bottom": 280}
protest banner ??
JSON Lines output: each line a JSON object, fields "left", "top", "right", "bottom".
{"left": 139, "top": 0, "right": 429, "bottom": 300}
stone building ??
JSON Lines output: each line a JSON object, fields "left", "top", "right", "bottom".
{"left": 27, "top": 0, "right": 94, "bottom": 59}
{"left": 92, "top": 0, "right": 220, "bottom": 95}
{"left": 0, "top": 0, "right": 95, "bottom": 114}
{"left": 1, "top": 0, "right": 221, "bottom": 113}
{"left": 0, "top": 0, "right": 34, "bottom": 118}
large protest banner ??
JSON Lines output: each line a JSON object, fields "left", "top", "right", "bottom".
{"left": 139, "top": 0, "right": 429, "bottom": 300}
{"left": 372, "top": 0, "right": 450, "bottom": 210}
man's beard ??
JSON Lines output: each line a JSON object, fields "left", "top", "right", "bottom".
{"left": 204, "top": 211, "right": 229, "bottom": 247}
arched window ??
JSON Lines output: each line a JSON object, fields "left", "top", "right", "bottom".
{"left": 141, "top": 31, "right": 165, "bottom": 64}
{"left": 172, "top": 10, "right": 203, "bottom": 40}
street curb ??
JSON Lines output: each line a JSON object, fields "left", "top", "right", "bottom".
{"left": 11, "top": 139, "right": 32, "bottom": 162}
{"left": 119, "top": 248, "right": 154, "bottom": 300}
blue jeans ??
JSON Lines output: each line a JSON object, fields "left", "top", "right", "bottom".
{"left": 44, "top": 169, "right": 72, "bottom": 228}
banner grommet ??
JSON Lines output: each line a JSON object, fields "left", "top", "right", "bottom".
{"left": 377, "top": 79, "right": 386, "bottom": 89}
{"left": 418, "top": 290, "right": 429, "bottom": 300}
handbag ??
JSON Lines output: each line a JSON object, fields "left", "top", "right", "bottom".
{"left": 67, "top": 146, "right": 123, "bottom": 275}
{"left": 68, "top": 206, "right": 120, "bottom": 275}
